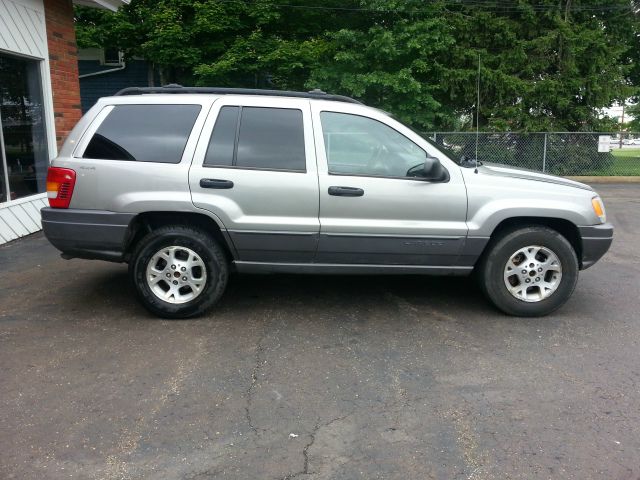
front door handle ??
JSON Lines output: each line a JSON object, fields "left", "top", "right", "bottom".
{"left": 200, "top": 178, "right": 234, "bottom": 189}
{"left": 328, "top": 186, "right": 364, "bottom": 197}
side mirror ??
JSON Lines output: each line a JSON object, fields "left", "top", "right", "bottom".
{"left": 422, "top": 156, "right": 448, "bottom": 182}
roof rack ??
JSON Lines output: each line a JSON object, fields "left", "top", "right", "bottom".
{"left": 114, "top": 84, "right": 363, "bottom": 105}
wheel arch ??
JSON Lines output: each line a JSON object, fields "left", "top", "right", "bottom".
{"left": 479, "top": 216, "right": 582, "bottom": 268}
{"left": 123, "top": 211, "right": 237, "bottom": 262}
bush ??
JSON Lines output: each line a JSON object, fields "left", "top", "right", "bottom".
{"left": 545, "top": 134, "right": 614, "bottom": 176}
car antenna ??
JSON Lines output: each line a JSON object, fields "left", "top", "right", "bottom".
{"left": 475, "top": 53, "right": 481, "bottom": 174}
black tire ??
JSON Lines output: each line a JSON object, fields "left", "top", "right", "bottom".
{"left": 129, "top": 225, "right": 228, "bottom": 319}
{"left": 478, "top": 225, "right": 579, "bottom": 317}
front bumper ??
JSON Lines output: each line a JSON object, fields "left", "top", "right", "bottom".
{"left": 41, "top": 207, "right": 135, "bottom": 262}
{"left": 579, "top": 223, "right": 614, "bottom": 270}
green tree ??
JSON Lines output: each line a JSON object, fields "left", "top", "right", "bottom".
{"left": 626, "top": 103, "right": 640, "bottom": 131}
{"left": 75, "top": 0, "right": 640, "bottom": 131}
{"left": 76, "top": 0, "right": 249, "bottom": 84}
{"left": 192, "top": 0, "right": 367, "bottom": 89}
{"left": 309, "top": 0, "right": 639, "bottom": 130}
{"left": 306, "top": 2, "right": 457, "bottom": 130}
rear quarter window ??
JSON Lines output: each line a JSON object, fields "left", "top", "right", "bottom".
{"left": 82, "top": 104, "right": 201, "bottom": 163}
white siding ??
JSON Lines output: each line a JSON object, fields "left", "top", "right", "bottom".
{"left": 0, "top": 194, "right": 48, "bottom": 243}
{"left": 0, "top": 0, "right": 46, "bottom": 58}
{"left": 0, "top": 0, "right": 55, "bottom": 245}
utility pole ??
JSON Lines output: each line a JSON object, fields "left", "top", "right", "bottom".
{"left": 619, "top": 104, "right": 625, "bottom": 149}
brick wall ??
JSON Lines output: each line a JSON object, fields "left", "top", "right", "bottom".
{"left": 44, "top": 0, "right": 82, "bottom": 148}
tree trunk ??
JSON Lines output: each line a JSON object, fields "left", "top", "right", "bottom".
{"left": 159, "top": 67, "right": 166, "bottom": 87}
{"left": 147, "top": 62, "right": 155, "bottom": 87}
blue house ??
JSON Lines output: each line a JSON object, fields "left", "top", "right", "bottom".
{"left": 78, "top": 48, "right": 156, "bottom": 112}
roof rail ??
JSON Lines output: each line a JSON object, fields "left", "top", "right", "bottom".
{"left": 113, "top": 84, "right": 363, "bottom": 105}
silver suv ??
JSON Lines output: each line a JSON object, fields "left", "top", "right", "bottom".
{"left": 41, "top": 86, "right": 613, "bottom": 318}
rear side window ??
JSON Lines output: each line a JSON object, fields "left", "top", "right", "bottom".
{"left": 83, "top": 104, "right": 201, "bottom": 163}
{"left": 204, "top": 106, "right": 305, "bottom": 172}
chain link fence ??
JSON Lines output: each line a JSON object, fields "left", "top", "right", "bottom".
{"left": 424, "top": 132, "right": 640, "bottom": 176}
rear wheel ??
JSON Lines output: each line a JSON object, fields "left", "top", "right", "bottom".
{"left": 130, "top": 225, "right": 228, "bottom": 318}
{"left": 479, "top": 226, "right": 579, "bottom": 316}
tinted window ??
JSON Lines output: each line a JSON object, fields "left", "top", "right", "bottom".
{"left": 83, "top": 104, "right": 201, "bottom": 163}
{"left": 320, "top": 112, "right": 425, "bottom": 178}
{"left": 203, "top": 106, "right": 239, "bottom": 167}
{"left": 236, "top": 107, "right": 305, "bottom": 171}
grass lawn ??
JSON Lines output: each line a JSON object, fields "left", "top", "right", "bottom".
{"left": 609, "top": 148, "right": 640, "bottom": 175}
{"left": 580, "top": 148, "right": 640, "bottom": 176}
{"left": 611, "top": 148, "right": 640, "bottom": 159}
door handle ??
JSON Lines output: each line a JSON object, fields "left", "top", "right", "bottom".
{"left": 328, "top": 186, "right": 364, "bottom": 197}
{"left": 200, "top": 178, "right": 234, "bottom": 189}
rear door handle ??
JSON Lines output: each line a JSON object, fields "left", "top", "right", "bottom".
{"left": 200, "top": 178, "right": 234, "bottom": 189}
{"left": 328, "top": 186, "right": 364, "bottom": 197}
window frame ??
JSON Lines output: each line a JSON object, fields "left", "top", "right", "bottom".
{"left": 102, "top": 48, "right": 122, "bottom": 66}
{"left": 75, "top": 102, "right": 205, "bottom": 165}
{"left": 311, "top": 103, "right": 457, "bottom": 183}
{"left": 203, "top": 105, "right": 308, "bottom": 173}
{"left": 0, "top": 52, "right": 51, "bottom": 204}
{"left": 319, "top": 110, "right": 441, "bottom": 181}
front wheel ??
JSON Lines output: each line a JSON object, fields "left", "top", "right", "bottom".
{"left": 129, "top": 226, "right": 228, "bottom": 319}
{"left": 478, "top": 226, "right": 579, "bottom": 317}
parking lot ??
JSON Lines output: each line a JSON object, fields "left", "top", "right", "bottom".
{"left": 1, "top": 184, "right": 639, "bottom": 479}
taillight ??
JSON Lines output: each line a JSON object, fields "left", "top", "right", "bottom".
{"left": 46, "top": 167, "right": 76, "bottom": 208}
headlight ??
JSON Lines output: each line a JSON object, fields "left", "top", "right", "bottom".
{"left": 591, "top": 196, "right": 606, "bottom": 223}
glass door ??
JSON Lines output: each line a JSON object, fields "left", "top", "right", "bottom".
{"left": 0, "top": 52, "right": 49, "bottom": 203}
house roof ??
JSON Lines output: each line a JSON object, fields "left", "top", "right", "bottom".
{"left": 72, "top": 0, "right": 130, "bottom": 12}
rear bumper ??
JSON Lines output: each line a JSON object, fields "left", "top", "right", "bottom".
{"left": 579, "top": 223, "right": 614, "bottom": 270}
{"left": 41, "top": 207, "right": 135, "bottom": 262}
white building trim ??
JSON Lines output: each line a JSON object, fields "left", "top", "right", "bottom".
{"left": 0, "top": 0, "right": 56, "bottom": 245}
{"left": 73, "top": 0, "right": 129, "bottom": 12}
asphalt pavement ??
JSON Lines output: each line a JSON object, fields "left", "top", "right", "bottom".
{"left": 1, "top": 184, "right": 639, "bottom": 479}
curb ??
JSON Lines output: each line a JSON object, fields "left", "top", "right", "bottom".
{"left": 566, "top": 176, "right": 640, "bottom": 184}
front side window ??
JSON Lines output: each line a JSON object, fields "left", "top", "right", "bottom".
{"left": 320, "top": 111, "right": 426, "bottom": 178}
{"left": 204, "top": 106, "right": 306, "bottom": 172}
{"left": 83, "top": 104, "right": 201, "bottom": 163}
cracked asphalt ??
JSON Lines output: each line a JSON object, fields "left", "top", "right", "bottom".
{"left": 1, "top": 184, "right": 639, "bottom": 479}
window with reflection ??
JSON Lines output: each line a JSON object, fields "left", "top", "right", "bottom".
{"left": 320, "top": 111, "right": 426, "bottom": 178}
{"left": 0, "top": 53, "right": 49, "bottom": 202}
